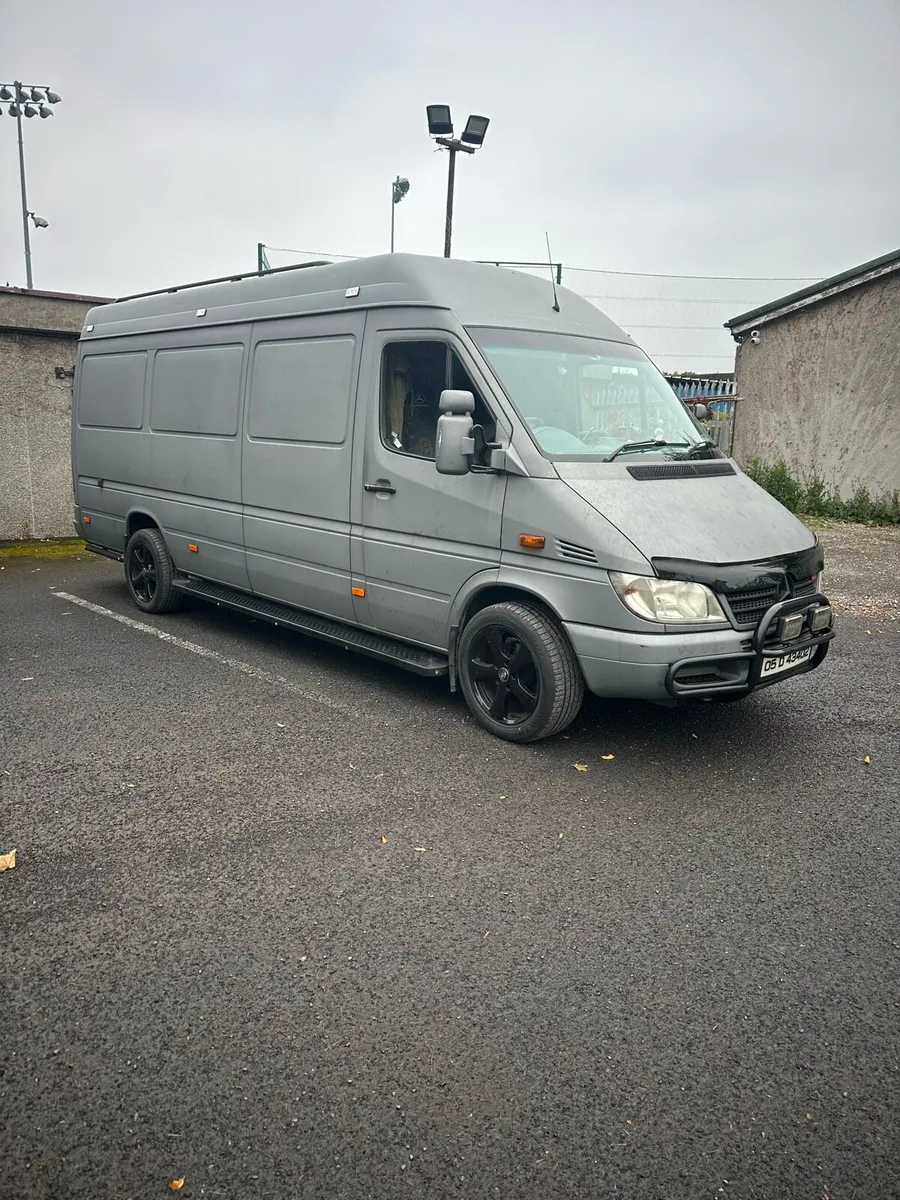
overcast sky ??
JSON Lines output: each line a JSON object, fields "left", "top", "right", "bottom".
{"left": 3, "top": 0, "right": 899, "bottom": 305}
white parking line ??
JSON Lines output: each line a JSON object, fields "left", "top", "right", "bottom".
{"left": 52, "top": 591, "right": 354, "bottom": 714}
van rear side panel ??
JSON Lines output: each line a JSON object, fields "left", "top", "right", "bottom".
{"left": 73, "top": 325, "right": 252, "bottom": 590}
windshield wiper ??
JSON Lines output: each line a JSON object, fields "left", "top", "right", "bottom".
{"left": 603, "top": 439, "right": 689, "bottom": 462}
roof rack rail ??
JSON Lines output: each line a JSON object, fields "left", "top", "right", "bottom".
{"left": 115, "top": 259, "right": 334, "bottom": 304}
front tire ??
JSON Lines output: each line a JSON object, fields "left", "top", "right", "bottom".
{"left": 124, "top": 528, "right": 184, "bottom": 614}
{"left": 458, "top": 601, "right": 584, "bottom": 742}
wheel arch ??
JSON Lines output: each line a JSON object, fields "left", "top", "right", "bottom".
{"left": 448, "top": 573, "right": 568, "bottom": 692}
{"left": 125, "top": 508, "right": 163, "bottom": 543}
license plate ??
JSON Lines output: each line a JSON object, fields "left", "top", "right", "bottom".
{"left": 761, "top": 646, "right": 813, "bottom": 677}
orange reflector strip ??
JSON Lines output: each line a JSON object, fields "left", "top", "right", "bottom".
{"left": 188, "top": 543, "right": 199, "bottom": 553}
{"left": 519, "top": 534, "right": 545, "bottom": 550}
{"left": 82, "top": 515, "right": 91, "bottom": 524}
{"left": 351, "top": 586, "right": 366, "bottom": 598}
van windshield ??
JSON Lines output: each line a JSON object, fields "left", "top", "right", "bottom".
{"left": 469, "top": 328, "right": 717, "bottom": 461}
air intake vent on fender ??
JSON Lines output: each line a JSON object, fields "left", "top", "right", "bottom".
{"left": 556, "top": 539, "right": 598, "bottom": 565}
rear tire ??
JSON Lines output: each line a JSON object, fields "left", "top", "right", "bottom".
{"left": 124, "top": 528, "right": 184, "bottom": 614}
{"left": 458, "top": 601, "right": 584, "bottom": 742}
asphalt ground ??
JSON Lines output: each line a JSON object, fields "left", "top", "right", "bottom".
{"left": 1, "top": 526, "right": 898, "bottom": 1200}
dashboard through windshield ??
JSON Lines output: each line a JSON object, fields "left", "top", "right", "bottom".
{"left": 469, "top": 328, "right": 716, "bottom": 461}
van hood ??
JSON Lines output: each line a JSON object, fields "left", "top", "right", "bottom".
{"left": 556, "top": 463, "right": 817, "bottom": 565}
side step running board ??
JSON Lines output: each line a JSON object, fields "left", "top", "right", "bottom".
{"left": 176, "top": 578, "right": 449, "bottom": 678}
{"left": 86, "top": 543, "right": 125, "bottom": 563}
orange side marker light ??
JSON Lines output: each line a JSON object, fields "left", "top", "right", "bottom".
{"left": 519, "top": 534, "right": 545, "bottom": 550}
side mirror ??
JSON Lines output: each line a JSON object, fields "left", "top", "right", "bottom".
{"left": 435, "top": 390, "right": 475, "bottom": 475}
{"left": 693, "top": 402, "right": 709, "bottom": 421}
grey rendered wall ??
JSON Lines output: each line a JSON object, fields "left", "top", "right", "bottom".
{"left": 0, "top": 289, "right": 104, "bottom": 541}
{"left": 0, "top": 331, "right": 77, "bottom": 539}
{"left": 732, "top": 270, "right": 900, "bottom": 498}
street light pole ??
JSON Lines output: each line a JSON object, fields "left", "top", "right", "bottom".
{"left": 391, "top": 178, "right": 397, "bottom": 254}
{"left": 390, "top": 176, "right": 410, "bottom": 253}
{"left": 1, "top": 79, "right": 62, "bottom": 289}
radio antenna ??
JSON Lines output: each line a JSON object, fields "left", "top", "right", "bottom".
{"left": 545, "top": 232, "right": 560, "bottom": 312}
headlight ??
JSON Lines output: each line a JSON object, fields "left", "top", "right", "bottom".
{"left": 609, "top": 572, "right": 727, "bottom": 624}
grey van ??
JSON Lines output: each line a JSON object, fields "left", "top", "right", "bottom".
{"left": 72, "top": 254, "right": 834, "bottom": 741}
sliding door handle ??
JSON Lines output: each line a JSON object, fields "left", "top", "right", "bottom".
{"left": 364, "top": 480, "right": 396, "bottom": 494}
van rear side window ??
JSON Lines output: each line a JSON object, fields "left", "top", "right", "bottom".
{"left": 151, "top": 345, "right": 243, "bottom": 436}
{"left": 249, "top": 337, "right": 355, "bottom": 444}
{"left": 78, "top": 352, "right": 146, "bottom": 429}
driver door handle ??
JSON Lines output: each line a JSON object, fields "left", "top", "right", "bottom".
{"left": 364, "top": 479, "right": 396, "bottom": 494}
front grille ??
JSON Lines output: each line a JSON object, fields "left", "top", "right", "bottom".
{"left": 725, "top": 584, "right": 780, "bottom": 627}
{"left": 723, "top": 574, "right": 817, "bottom": 629}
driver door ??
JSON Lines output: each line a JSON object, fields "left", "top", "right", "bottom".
{"left": 354, "top": 323, "right": 507, "bottom": 651}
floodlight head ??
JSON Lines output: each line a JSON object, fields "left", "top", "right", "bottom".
{"left": 29, "top": 213, "right": 49, "bottom": 229}
{"left": 46, "top": 90, "right": 62, "bottom": 104}
{"left": 392, "top": 176, "right": 410, "bottom": 204}
{"left": 461, "top": 114, "right": 490, "bottom": 147}
{"left": 30, "top": 88, "right": 45, "bottom": 102}
{"left": 8, "top": 103, "right": 20, "bottom": 117}
{"left": 426, "top": 104, "right": 453, "bottom": 137}
{"left": 39, "top": 104, "right": 53, "bottom": 118}
{"left": 0, "top": 86, "right": 12, "bottom": 101}
{"left": 24, "top": 103, "right": 38, "bottom": 118}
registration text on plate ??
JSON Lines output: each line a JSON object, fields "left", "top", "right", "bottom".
{"left": 761, "top": 646, "right": 814, "bottom": 677}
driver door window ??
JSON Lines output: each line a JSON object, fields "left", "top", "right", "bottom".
{"left": 381, "top": 341, "right": 495, "bottom": 463}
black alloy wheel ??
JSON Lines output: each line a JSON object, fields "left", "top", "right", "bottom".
{"left": 457, "top": 601, "right": 584, "bottom": 742}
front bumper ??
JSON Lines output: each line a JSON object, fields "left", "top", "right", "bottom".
{"left": 565, "top": 593, "right": 834, "bottom": 703}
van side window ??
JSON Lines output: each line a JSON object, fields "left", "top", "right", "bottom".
{"left": 381, "top": 341, "right": 496, "bottom": 462}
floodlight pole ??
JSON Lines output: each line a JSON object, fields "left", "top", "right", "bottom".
{"left": 435, "top": 136, "right": 474, "bottom": 258}
{"left": 443, "top": 145, "right": 456, "bottom": 258}
{"left": 14, "top": 85, "right": 33, "bottom": 290}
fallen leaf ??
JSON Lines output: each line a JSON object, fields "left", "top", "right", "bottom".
{"left": 413, "top": 847, "right": 428, "bottom": 853}
{"left": 806, "top": 1112, "right": 814, "bottom": 1120}
{"left": 20, "top": 677, "right": 34, "bottom": 682}
{"left": 276, "top": 722, "right": 286, "bottom": 729}
{"left": 574, "top": 763, "right": 589, "bottom": 772}
{"left": 0, "top": 849, "right": 16, "bottom": 872}
{"left": 373, "top": 772, "right": 384, "bottom": 779}
{"left": 626, "top": 1118, "right": 633, "bottom": 1126}
{"left": 601, "top": 754, "right": 615, "bottom": 761}
{"left": 168, "top": 1179, "right": 185, "bottom": 1192}
{"left": 558, "top": 832, "right": 564, "bottom": 839}
{"left": 124, "top": 783, "right": 136, "bottom": 789}
{"left": 498, "top": 794, "right": 507, "bottom": 800}
{"left": 379, "top": 834, "right": 388, "bottom": 844}
{"left": 483, "top": 930, "right": 490, "bottom": 939}
{"left": 862, "top": 756, "right": 871, "bottom": 765}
